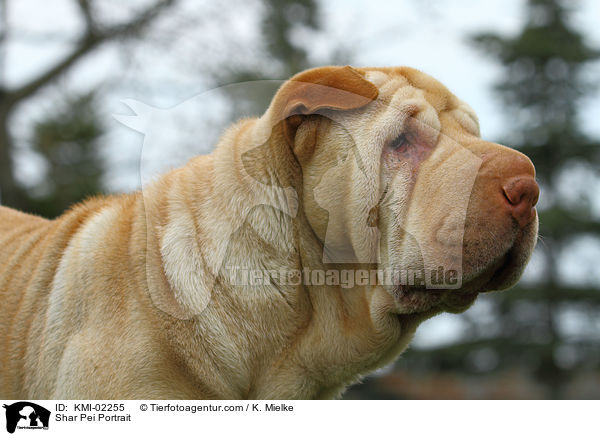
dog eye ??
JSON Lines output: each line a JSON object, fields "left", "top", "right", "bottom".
{"left": 388, "top": 133, "right": 410, "bottom": 152}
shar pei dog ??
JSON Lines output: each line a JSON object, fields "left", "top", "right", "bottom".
{"left": 0, "top": 66, "right": 539, "bottom": 399}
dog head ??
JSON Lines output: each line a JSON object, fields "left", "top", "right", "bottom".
{"left": 265, "top": 65, "right": 539, "bottom": 316}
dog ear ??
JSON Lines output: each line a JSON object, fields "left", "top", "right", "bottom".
{"left": 269, "top": 66, "right": 379, "bottom": 148}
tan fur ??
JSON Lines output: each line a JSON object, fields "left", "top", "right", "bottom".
{"left": 0, "top": 66, "right": 538, "bottom": 399}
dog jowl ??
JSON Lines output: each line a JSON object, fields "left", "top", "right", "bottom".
{"left": 3, "top": 403, "right": 50, "bottom": 433}
{"left": 0, "top": 66, "right": 539, "bottom": 399}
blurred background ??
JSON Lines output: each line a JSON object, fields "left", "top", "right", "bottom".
{"left": 1, "top": 0, "right": 599, "bottom": 399}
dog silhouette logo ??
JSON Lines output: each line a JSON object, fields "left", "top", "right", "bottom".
{"left": 2, "top": 402, "right": 50, "bottom": 434}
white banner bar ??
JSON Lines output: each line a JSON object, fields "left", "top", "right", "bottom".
{"left": 1, "top": 400, "right": 597, "bottom": 436}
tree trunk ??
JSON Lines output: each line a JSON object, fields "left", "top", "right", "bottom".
{"left": 0, "top": 102, "right": 28, "bottom": 211}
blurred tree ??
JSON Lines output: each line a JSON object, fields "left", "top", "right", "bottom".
{"left": 367, "top": 0, "right": 600, "bottom": 399}
{"left": 26, "top": 92, "right": 104, "bottom": 218}
{"left": 0, "top": 0, "right": 178, "bottom": 214}
{"left": 259, "top": 0, "right": 319, "bottom": 76}
{"left": 214, "top": 0, "right": 349, "bottom": 120}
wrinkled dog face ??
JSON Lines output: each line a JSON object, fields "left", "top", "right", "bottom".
{"left": 294, "top": 67, "right": 539, "bottom": 316}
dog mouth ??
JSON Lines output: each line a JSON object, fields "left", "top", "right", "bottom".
{"left": 478, "top": 246, "right": 525, "bottom": 292}
{"left": 392, "top": 286, "right": 445, "bottom": 314}
{"left": 390, "top": 220, "right": 537, "bottom": 316}
{"left": 390, "top": 250, "right": 515, "bottom": 316}
{"left": 392, "top": 285, "right": 480, "bottom": 315}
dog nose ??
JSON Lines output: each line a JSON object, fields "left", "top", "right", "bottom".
{"left": 502, "top": 176, "right": 539, "bottom": 227}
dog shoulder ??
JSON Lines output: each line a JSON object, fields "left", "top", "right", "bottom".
{"left": 0, "top": 206, "right": 50, "bottom": 261}
{"left": 0, "top": 205, "right": 47, "bottom": 232}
